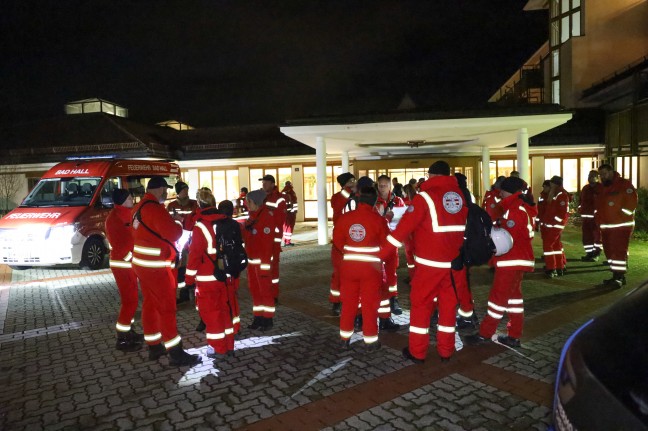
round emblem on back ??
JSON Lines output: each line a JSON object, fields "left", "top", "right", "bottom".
{"left": 608, "top": 201, "right": 614, "bottom": 206}
{"left": 442, "top": 192, "right": 463, "bottom": 214}
{"left": 349, "top": 224, "right": 366, "bottom": 242}
{"left": 506, "top": 220, "right": 515, "bottom": 228}
{"left": 627, "top": 188, "right": 634, "bottom": 194}
{"left": 263, "top": 227, "right": 271, "bottom": 234}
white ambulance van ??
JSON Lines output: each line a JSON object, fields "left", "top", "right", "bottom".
{"left": 0, "top": 158, "right": 180, "bottom": 270}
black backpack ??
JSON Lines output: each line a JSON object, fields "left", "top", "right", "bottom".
{"left": 451, "top": 203, "right": 495, "bottom": 270}
{"left": 208, "top": 218, "right": 248, "bottom": 281}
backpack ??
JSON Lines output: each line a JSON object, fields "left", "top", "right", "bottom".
{"left": 451, "top": 203, "right": 495, "bottom": 270}
{"left": 209, "top": 218, "right": 248, "bottom": 281}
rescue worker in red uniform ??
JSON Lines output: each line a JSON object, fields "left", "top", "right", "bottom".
{"left": 376, "top": 175, "right": 405, "bottom": 328}
{"left": 105, "top": 188, "right": 143, "bottom": 352}
{"left": 244, "top": 189, "right": 277, "bottom": 330}
{"left": 260, "top": 175, "right": 287, "bottom": 303}
{"left": 166, "top": 181, "right": 199, "bottom": 304}
{"left": 281, "top": 181, "right": 298, "bottom": 247}
{"left": 579, "top": 170, "right": 603, "bottom": 261}
{"left": 382, "top": 161, "right": 468, "bottom": 363}
{"left": 329, "top": 172, "right": 356, "bottom": 315}
{"left": 131, "top": 177, "right": 201, "bottom": 366}
{"left": 465, "top": 177, "right": 537, "bottom": 348}
{"left": 334, "top": 186, "right": 388, "bottom": 351}
{"left": 596, "top": 164, "right": 638, "bottom": 287}
{"left": 540, "top": 176, "right": 570, "bottom": 277}
{"left": 536, "top": 180, "right": 551, "bottom": 233}
{"left": 482, "top": 176, "right": 505, "bottom": 222}
{"left": 185, "top": 189, "right": 237, "bottom": 359}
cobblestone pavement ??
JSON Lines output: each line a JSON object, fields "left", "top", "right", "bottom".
{"left": 0, "top": 224, "right": 642, "bottom": 430}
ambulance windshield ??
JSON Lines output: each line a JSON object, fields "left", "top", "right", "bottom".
{"left": 22, "top": 178, "right": 102, "bottom": 207}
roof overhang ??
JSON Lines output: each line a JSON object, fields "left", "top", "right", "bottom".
{"left": 280, "top": 111, "right": 573, "bottom": 159}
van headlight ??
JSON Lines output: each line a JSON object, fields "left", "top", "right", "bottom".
{"left": 47, "top": 224, "right": 78, "bottom": 242}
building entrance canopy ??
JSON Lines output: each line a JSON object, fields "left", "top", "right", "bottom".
{"left": 281, "top": 107, "right": 572, "bottom": 244}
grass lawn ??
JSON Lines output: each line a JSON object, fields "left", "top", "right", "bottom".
{"left": 455, "top": 224, "right": 648, "bottom": 324}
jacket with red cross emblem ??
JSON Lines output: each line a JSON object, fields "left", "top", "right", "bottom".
{"left": 383, "top": 175, "right": 467, "bottom": 266}
{"left": 541, "top": 187, "right": 570, "bottom": 229}
{"left": 185, "top": 208, "right": 227, "bottom": 285}
{"left": 105, "top": 204, "right": 134, "bottom": 267}
{"left": 492, "top": 192, "right": 537, "bottom": 272}
{"left": 331, "top": 187, "right": 353, "bottom": 224}
{"left": 595, "top": 171, "right": 637, "bottom": 229}
{"left": 131, "top": 193, "right": 183, "bottom": 267}
{"left": 333, "top": 202, "right": 389, "bottom": 267}
{"left": 244, "top": 206, "right": 276, "bottom": 273}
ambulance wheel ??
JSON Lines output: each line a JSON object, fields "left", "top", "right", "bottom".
{"left": 81, "top": 237, "right": 107, "bottom": 270}
{"left": 9, "top": 265, "right": 31, "bottom": 270}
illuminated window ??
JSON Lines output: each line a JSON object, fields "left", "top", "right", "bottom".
{"left": 226, "top": 170, "right": 239, "bottom": 202}
{"left": 562, "top": 159, "right": 578, "bottom": 192}
{"left": 552, "top": 80, "right": 561, "bottom": 104}
{"left": 545, "top": 158, "right": 561, "bottom": 180}
{"left": 303, "top": 165, "right": 340, "bottom": 219}
{"left": 212, "top": 170, "right": 226, "bottom": 203}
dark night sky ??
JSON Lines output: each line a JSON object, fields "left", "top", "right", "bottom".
{"left": 0, "top": 0, "right": 547, "bottom": 128}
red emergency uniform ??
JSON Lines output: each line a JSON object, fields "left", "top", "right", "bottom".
{"left": 595, "top": 171, "right": 637, "bottom": 276}
{"left": 329, "top": 187, "right": 353, "bottom": 303}
{"left": 383, "top": 175, "right": 468, "bottom": 360}
{"left": 281, "top": 184, "right": 298, "bottom": 245}
{"left": 333, "top": 202, "right": 389, "bottom": 345}
{"left": 376, "top": 192, "right": 405, "bottom": 317}
{"left": 105, "top": 204, "right": 138, "bottom": 334}
{"left": 540, "top": 187, "right": 569, "bottom": 271}
{"left": 244, "top": 206, "right": 277, "bottom": 319}
{"left": 578, "top": 182, "right": 602, "bottom": 256}
{"left": 185, "top": 208, "right": 238, "bottom": 356}
{"left": 264, "top": 187, "right": 287, "bottom": 300}
{"left": 482, "top": 189, "right": 504, "bottom": 222}
{"left": 478, "top": 192, "right": 537, "bottom": 340}
{"left": 132, "top": 193, "right": 184, "bottom": 349}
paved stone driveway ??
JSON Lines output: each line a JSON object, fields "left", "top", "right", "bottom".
{"left": 0, "top": 235, "right": 633, "bottom": 430}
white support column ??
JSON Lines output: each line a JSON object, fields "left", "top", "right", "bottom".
{"left": 481, "top": 146, "right": 490, "bottom": 194}
{"left": 517, "top": 128, "right": 529, "bottom": 182}
{"left": 341, "top": 151, "right": 349, "bottom": 173}
{"left": 316, "top": 136, "right": 328, "bottom": 245}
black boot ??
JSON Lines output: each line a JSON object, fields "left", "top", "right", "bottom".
{"left": 463, "top": 333, "right": 490, "bottom": 346}
{"left": 168, "top": 342, "right": 202, "bottom": 367}
{"left": 148, "top": 343, "right": 167, "bottom": 361}
{"left": 497, "top": 335, "right": 521, "bottom": 348}
{"left": 247, "top": 316, "right": 263, "bottom": 330}
{"left": 603, "top": 273, "right": 626, "bottom": 288}
{"left": 116, "top": 331, "right": 143, "bottom": 352}
{"left": 456, "top": 312, "right": 479, "bottom": 330}
{"left": 556, "top": 267, "right": 567, "bottom": 277}
{"left": 379, "top": 317, "right": 401, "bottom": 332}
{"left": 261, "top": 317, "right": 274, "bottom": 331}
{"left": 545, "top": 269, "right": 558, "bottom": 278}
{"left": 402, "top": 347, "right": 424, "bottom": 364}
{"left": 128, "top": 329, "right": 145, "bottom": 343}
{"left": 390, "top": 297, "right": 403, "bottom": 315}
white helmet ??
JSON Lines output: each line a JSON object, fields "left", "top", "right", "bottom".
{"left": 491, "top": 227, "right": 513, "bottom": 256}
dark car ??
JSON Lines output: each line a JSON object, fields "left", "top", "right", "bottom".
{"left": 551, "top": 282, "right": 648, "bottom": 430}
